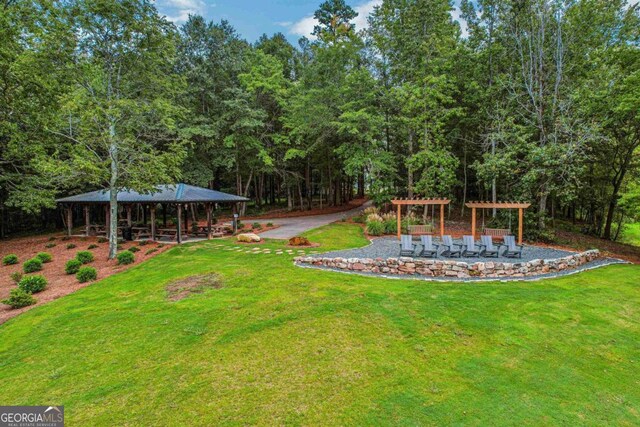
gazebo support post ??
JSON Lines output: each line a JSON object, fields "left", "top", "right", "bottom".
{"left": 206, "top": 203, "right": 213, "bottom": 239}
{"left": 177, "top": 204, "right": 182, "bottom": 244}
{"left": 440, "top": 204, "right": 444, "bottom": 237}
{"left": 84, "top": 205, "right": 90, "bottom": 236}
{"left": 150, "top": 205, "right": 156, "bottom": 241}
{"left": 471, "top": 207, "right": 476, "bottom": 238}
{"left": 126, "top": 205, "right": 132, "bottom": 227}
{"left": 162, "top": 204, "right": 167, "bottom": 227}
{"left": 66, "top": 205, "right": 73, "bottom": 236}
{"left": 105, "top": 205, "right": 110, "bottom": 236}
{"left": 518, "top": 208, "right": 523, "bottom": 245}
{"left": 396, "top": 204, "right": 401, "bottom": 240}
{"left": 184, "top": 205, "right": 189, "bottom": 237}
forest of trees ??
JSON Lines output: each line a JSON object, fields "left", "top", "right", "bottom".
{"left": 1, "top": 0, "right": 639, "bottom": 241}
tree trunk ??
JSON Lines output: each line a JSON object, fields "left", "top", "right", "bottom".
{"left": 538, "top": 191, "right": 548, "bottom": 230}
{"left": 108, "top": 123, "right": 119, "bottom": 260}
{"left": 407, "top": 130, "right": 414, "bottom": 198}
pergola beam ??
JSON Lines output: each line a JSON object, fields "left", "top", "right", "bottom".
{"left": 466, "top": 201, "right": 531, "bottom": 244}
{"left": 391, "top": 198, "right": 450, "bottom": 239}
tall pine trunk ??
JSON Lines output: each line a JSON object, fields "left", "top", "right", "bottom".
{"left": 108, "top": 123, "right": 119, "bottom": 260}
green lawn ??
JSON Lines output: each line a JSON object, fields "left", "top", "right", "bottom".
{"left": 1, "top": 223, "right": 639, "bottom": 425}
{"left": 621, "top": 222, "right": 640, "bottom": 247}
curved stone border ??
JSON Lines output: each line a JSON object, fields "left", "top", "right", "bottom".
{"left": 294, "top": 249, "right": 602, "bottom": 279}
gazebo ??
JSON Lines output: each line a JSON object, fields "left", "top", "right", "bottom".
{"left": 391, "top": 198, "right": 451, "bottom": 239}
{"left": 465, "top": 201, "right": 531, "bottom": 244}
{"left": 56, "top": 183, "right": 249, "bottom": 244}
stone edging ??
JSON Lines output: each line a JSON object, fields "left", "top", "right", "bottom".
{"left": 294, "top": 249, "right": 601, "bottom": 279}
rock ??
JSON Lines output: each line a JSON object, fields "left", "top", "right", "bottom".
{"left": 237, "top": 233, "right": 261, "bottom": 243}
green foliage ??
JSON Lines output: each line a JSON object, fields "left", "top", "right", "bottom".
{"left": 266, "top": 222, "right": 274, "bottom": 227}
{"left": 45, "top": 243, "right": 57, "bottom": 248}
{"left": 23, "top": 258, "right": 43, "bottom": 273}
{"left": 145, "top": 248, "right": 158, "bottom": 255}
{"left": 10, "top": 272, "right": 23, "bottom": 284}
{"left": 128, "top": 246, "right": 140, "bottom": 253}
{"left": 365, "top": 220, "right": 384, "bottom": 236}
{"left": 116, "top": 251, "right": 135, "bottom": 265}
{"left": 88, "top": 244, "right": 98, "bottom": 249}
{"left": 66, "top": 243, "right": 76, "bottom": 250}
{"left": 138, "top": 240, "right": 149, "bottom": 246}
{"left": 97, "top": 237, "right": 108, "bottom": 243}
{"left": 252, "top": 222, "right": 261, "bottom": 229}
{"left": 76, "top": 267, "right": 97, "bottom": 283}
{"left": 18, "top": 275, "right": 47, "bottom": 294}
{"left": 2, "top": 254, "right": 18, "bottom": 266}
{"left": 1, "top": 288, "right": 36, "bottom": 309}
{"left": 65, "top": 259, "right": 82, "bottom": 275}
{"left": 36, "top": 252, "right": 52, "bottom": 263}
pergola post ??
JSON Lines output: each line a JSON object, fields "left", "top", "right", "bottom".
{"left": 471, "top": 207, "right": 476, "bottom": 238}
{"left": 150, "top": 204, "right": 156, "bottom": 241}
{"left": 440, "top": 204, "right": 445, "bottom": 237}
{"left": 518, "top": 208, "right": 523, "bottom": 245}
{"left": 206, "top": 203, "right": 213, "bottom": 239}
{"left": 177, "top": 204, "right": 183, "bottom": 244}
{"left": 184, "top": 204, "right": 189, "bottom": 237}
{"left": 84, "top": 205, "right": 90, "bottom": 236}
{"left": 66, "top": 204, "right": 73, "bottom": 236}
{"left": 105, "top": 205, "right": 110, "bottom": 236}
{"left": 396, "top": 203, "right": 401, "bottom": 240}
{"left": 126, "top": 205, "right": 132, "bottom": 227}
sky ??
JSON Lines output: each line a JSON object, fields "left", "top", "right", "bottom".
{"left": 155, "top": 0, "right": 468, "bottom": 44}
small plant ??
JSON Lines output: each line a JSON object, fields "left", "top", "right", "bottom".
{"left": 1, "top": 288, "right": 36, "bottom": 308}
{"left": 61, "top": 235, "right": 71, "bottom": 241}
{"left": 88, "top": 244, "right": 98, "bottom": 250}
{"left": 66, "top": 243, "right": 77, "bottom": 250}
{"left": 157, "top": 243, "right": 166, "bottom": 248}
{"left": 116, "top": 250, "right": 135, "bottom": 265}
{"left": 76, "top": 266, "right": 97, "bottom": 283}
{"left": 365, "top": 220, "right": 385, "bottom": 236}
{"left": 23, "top": 258, "right": 43, "bottom": 273}
{"left": 18, "top": 275, "right": 47, "bottom": 293}
{"left": 45, "top": 242, "right": 57, "bottom": 248}
{"left": 139, "top": 240, "right": 150, "bottom": 246}
{"left": 65, "top": 259, "right": 82, "bottom": 275}
{"left": 2, "top": 254, "right": 18, "bottom": 266}
{"left": 116, "top": 243, "right": 123, "bottom": 250}
{"left": 252, "top": 222, "right": 261, "bottom": 229}
{"left": 10, "top": 271, "right": 23, "bottom": 284}
{"left": 97, "top": 237, "right": 108, "bottom": 243}
{"left": 48, "top": 236, "right": 57, "bottom": 241}
{"left": 36, "top": 252, "right": 53, "bottom": 263}
{"left": 145, "top": 248, "right": 158, "bottom": 255}
{"left": 75, "top": 251, "right": 94, "bottom": 264}
{"left": 266, "top": 222, "right": 274, "bottom": 227}
{"left": 129, "top": 246, "right": 140, "bottom": 253}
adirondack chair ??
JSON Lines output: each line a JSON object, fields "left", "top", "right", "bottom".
{"left": 418, "top": 235, "right": 438, "bottom": 258}
{"left": 502, "top": 235, "right": 524, "bottom": 258}
{"left": 461, "top": 235, "right": 481, "bottom": 257}
{"left": 399, "top": 234, "right": 417, "bottom": 257}
{"left": 440, "top": 235, "right": 461, "bottom": 258}
{"left": 479, "top": 235, "right": 501, "bottom": 258}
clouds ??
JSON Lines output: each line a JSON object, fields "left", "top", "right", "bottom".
{"left": 285, "top": 0, "right": 468, "bottom": 40}
{"left": 161, "top": 0, "right": 209, "bottom": 24}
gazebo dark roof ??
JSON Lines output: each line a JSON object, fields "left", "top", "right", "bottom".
{"left": 56, "top": 183, "right": 249, "bottom": 204}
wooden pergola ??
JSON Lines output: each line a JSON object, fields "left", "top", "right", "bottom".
{"left": 465, "top": 201, "right": 531, "bottom": 244}
{"left": 391, "top": 198, "right": 451, "bottom": 239}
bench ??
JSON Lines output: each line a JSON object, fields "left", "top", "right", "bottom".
{"left": 482, "top": 228, "right": 510, "bottom": 238}
{"left": 408, "top": 224, "right": 434, "bottom": 235}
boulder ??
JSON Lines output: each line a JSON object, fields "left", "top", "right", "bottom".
{"left": 237, "top": 233, "right": 261, "bottom": 243}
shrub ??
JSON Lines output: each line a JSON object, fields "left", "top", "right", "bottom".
{"left": 75, "top": 250, "right": 94, "bottom": 264}
{"left": 366, "top": 220, "right": 385, "bottom": 236}
{"left": 76, "top": 266, "right": 97, "bottom": 283}
{"left": 117, "top": 250, "right": 135, "bottom": 265}
{"left": 36, "top": 252, "right": 53, "bottom": 263}
{"left": 116, "top": 244, "right": 123, "bottom": 250}
{"left": 45, "top": 243, "right": 57, "bottom": 248}
{"left": 363, "top": 206, "right": 379, "bottom": 216}
{"left": 65, "top": 259, "right": 82, "bottom": 275}
{"left": 352, "top": 214, "right": 365, "bottom": 224}
{"left": 10, "top": 271, "right": 23, "bottom": 283}
{"left": 289, "top": 236, "right": 310, "bottom": 246}
{"left": 2, "top": 254, "right": 18, "bottom": 265}
{"left": 266, "top": 222, "right": 273, "bottom": 227}
{"left": 129, "top": 246, "right": 140, "bottom": 253}
{"left": 252, "top": 222, "right": 261, "bottom": 229}
{"left": 88, "top": 244, "right": 98, "bottom": 250}
{"left": 97, "top": 237, "right": 108, "bottom": 243}
{"left": 48, "top": 236, "right": 57, "bottom": 241}
{"left": 157, "top": 243, "right": 166, "bottom": 248}
{"left": 61, "top": 235, "right": 71, "bottom": 241}
{"left": 66, "top": 243, "right": 77, "bottom": 250}
{"left": 145, "top": 248, "right": 158, "bottom": 255}
{"left": 138, "top": 240, "right": 149, "bottom": 246}
{"left": 23, "top": 258, "right": 43, "bottom": 273}
{"left": 18, "top": 275, "right": 47, "bottom": 293}
{"left": 2, "top": 288, "right": 36, "bottom": 308}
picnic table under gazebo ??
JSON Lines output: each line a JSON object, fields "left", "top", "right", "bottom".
{"left": 56, "top": 183, "right": 249, "bottom": 244}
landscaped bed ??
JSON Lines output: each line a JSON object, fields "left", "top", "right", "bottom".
{"left": 0, "top": 234, "right": 169, "bottom": 323}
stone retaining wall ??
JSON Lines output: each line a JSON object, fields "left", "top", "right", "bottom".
{"left": 294, "top": 249, "right": 601, "bottom": 279}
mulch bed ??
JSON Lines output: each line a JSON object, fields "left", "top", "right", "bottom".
{"left": 0, "top": 234, "right": 170, "bottom": 324}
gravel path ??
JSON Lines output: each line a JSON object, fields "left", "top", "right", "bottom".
{"left": 313, "top": 236, "right": 576, "bottom": 263}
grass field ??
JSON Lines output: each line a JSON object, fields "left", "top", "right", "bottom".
{"left": 621, "top": 223, "right": 640, "bottom": 247}
{"left": 1, "top": 223, "right": 639, "bottom": 425}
